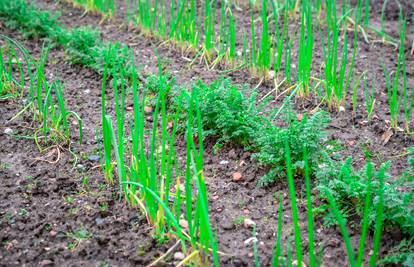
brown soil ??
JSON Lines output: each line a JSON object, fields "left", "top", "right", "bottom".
{"left": 1, "top": 0, "right": 413, "bottom": 266}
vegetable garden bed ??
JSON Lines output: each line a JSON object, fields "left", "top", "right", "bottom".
{"left": 0, "top": 0, "right": 413, "bottom": 266}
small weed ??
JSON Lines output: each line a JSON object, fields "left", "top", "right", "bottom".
{"left": 64, "top": 196, "right": 75, "bottom": 205}
{"left": 0, "top": 162, "right": 12, "bottom": 170}
{"left": 81, "top": 177, "right": 89, "bottom": 187}
{"left": 98, "top": 183, "right": 106, "bottom": 191}
{"left": 5, "top": 213, "right": 14, "bottom": 224}
{"left": 44, "top": 223, "right": 52, "bottom": 231}
{"left": 18, "top": 208, "right": 28, "bottom": 218}
{"left": 68, "top": 208, "right": 79, "bottom": 216}
{"left": 99, "top": 203, "right": 108, "bottom": 212}
{"left": 67, "top": 229, "right": 91, "bottom": 250}
{"left": 233, "top": 216, "right": 245, "bottom": 227}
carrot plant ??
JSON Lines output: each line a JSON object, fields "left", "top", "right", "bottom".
{"left": 321, "top": 162, "right": 386, "bottom": 267}
{"left": 266, "top": 143, "right": 393, "bottom": 266}
{"left": 100, "top": 54, "right": 219, "bottom": 265}
{"left": 316, "top": 156, "right": 414, "bottom": 236}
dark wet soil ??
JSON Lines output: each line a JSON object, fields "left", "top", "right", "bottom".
{"left": 1, "top": 0, "right": 413, "bottom": 266}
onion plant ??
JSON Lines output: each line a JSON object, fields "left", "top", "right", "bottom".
{"left": 319, "top": 0, "right": 358, "bottom": 110}
{"left": 100, "top": 52, "right": 218, "bottom": 265}
{"left": 382, "top": 18, "right": 409, "bottom": 130}
{"left": 363, "top": 73, "right": 376, "bottom": 122}
{"left": 0, "top": 43, "right": 24, "bottom": 100}
{"left": 257, "top": 0, "right": 270, "bottom": 73}
{"left": 297, "top": 0, "right": 314, "bottom": 95}
{"left": 271, "top": 1, "right": 288, "bottom": 75}
{"left": 204, "top": 0, "right": 214, "bottom": 53}
{"left": 1, "top": 36, "right": 82, "bottom": 151}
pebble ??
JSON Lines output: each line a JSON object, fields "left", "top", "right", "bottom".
{"left": 144, "top": 106, "right": 152, "bottom": 114}
{"left": 219, "top": 160, "right": 229, "bottom": 165}
{"left": 243, "top": 237, "right": 257, "bottom": 245}
{"left": 292, "top": 260, "right": 307, "bottom": 267}
{"left": 221, "top": 220, "right": 234, "bottom": 231}
{"left": 232, "top": 172, "right": 243, "bottom": 182}
{"left": 4, "top": 128, "right": 13, "bottom": 134}
{"left": 88, "top": 155, "right": 100, "bottom": 162}
{"left": 179, "top": 219, "right": 188, "bottom": 229}
{"left": 243, "top": 218, "right": 256, "bottom": 229}
{"left": 95, "top": 217, "right": 104, "bottom": 226}
{"left": 173, "top": 252, "right": 185, "bottom": 261}
{"left": 40, "top": 260, "right": 53, "bottom": 266}
{"left": 76, "top": 164, "right": 86, "bottom": 172}
{"left": 49, "top": 230, "right": 57, "bottom": 237}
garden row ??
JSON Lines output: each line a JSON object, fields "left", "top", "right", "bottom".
{"left": 65, "top": 0, "right": 414, "bottom": 132}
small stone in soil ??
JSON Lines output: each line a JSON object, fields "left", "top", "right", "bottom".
{"left": 49, "top": 230, "right": 57, "bottom": 237}
{"left": 243, "top": 218, "right": 255, "bottom": 229}
{"left": 179, "top": 219, "right": 188, "bottom": 229}
{"left": 221, "top": 220, "right": 234, "bottom": 230}
{"left": 174, "top": 252, "right": 185, "bottom": 261}
{"left": 292, "top": 260, "right": 307, "bottom": 267}
{"left": 219, "top": 160, "right": 229, "bottom": 165}
{"left": 144, "top": 106, "right": 152, "bottom": 114}
{"left": 40, "top": 260, "right": 53, "bottom": 266}
{"left": 76, "top": 164, "right": 86, "bottom": 172}
{"left": 211, "top": 195, "right": 219, "bottom": 201}
{"left": 88, "top": 155, "right": 100, "bottom": 162}
{"left": 4, "top": 128, "right": 13, "bottom": 134}
{"left": 95, "top": 217, "right": 104, "bottom": 225}
{"left": 232, "top": 172, "right": 243, "bottom": 182}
